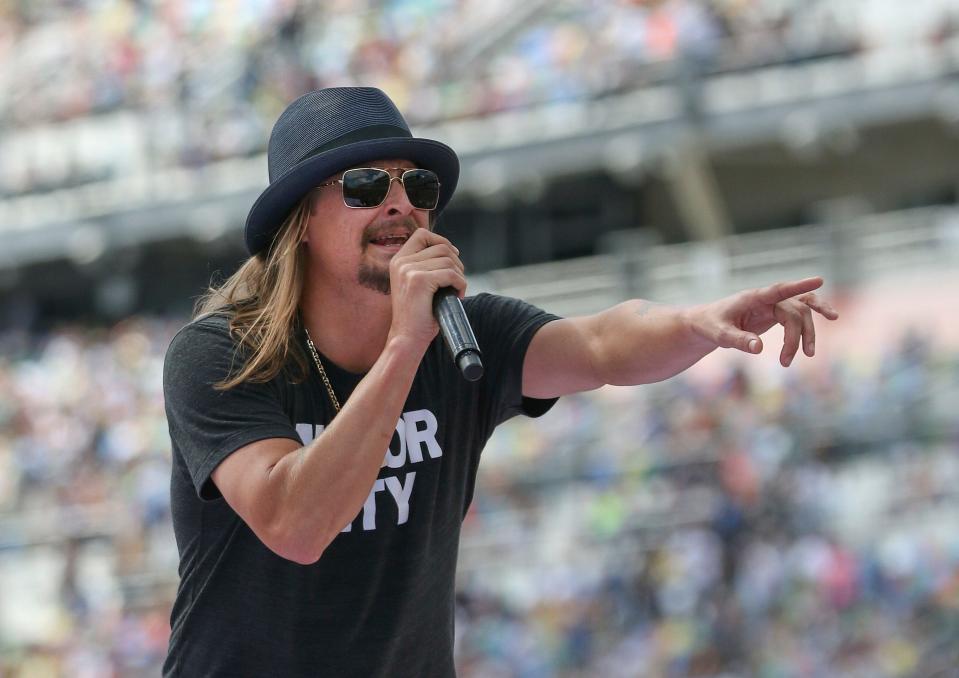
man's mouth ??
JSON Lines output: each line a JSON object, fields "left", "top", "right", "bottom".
{"left": 366, "top": 225, "right": 415, "bottom": 250}
{"left": 368, "top": 234, "right": 409, "bottom": 247}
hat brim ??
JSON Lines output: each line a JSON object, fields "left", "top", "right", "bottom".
{"left": 245, "top": 137, "right": 459, "bottom": 256}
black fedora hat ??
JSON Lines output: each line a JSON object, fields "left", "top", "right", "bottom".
{"left": 244, "top": 87, "right": 459, "bottom": 256}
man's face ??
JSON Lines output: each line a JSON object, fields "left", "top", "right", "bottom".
{"left": 304, "top": 158, "right": 432, "bottom": 295}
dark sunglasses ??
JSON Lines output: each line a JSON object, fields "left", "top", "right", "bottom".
{"left": 317, "top": 167, "right": 441, "bottom": 210}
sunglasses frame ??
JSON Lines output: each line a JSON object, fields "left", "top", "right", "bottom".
{"left": 317, "top": 167, "right": 441, "bottom": 211}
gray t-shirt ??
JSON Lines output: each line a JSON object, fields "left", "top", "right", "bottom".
{"left": 161, "top": 293, "right": 559, "bottom": 677}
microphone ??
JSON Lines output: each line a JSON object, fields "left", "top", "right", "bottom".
{"left": 433, "top": 287, "right": 484, "bottom": 381}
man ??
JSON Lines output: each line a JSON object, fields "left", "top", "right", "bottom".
{"left": 162, "top": 87, "right": 837, "bottom": 677}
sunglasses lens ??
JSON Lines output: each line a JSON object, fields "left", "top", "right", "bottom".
{"left": 339, "top": 168, "right": 441, "bottom": 209}
{"left": 403, "top": 169, "right": 440, "bottom": 210}
{"left": 342, "top": 168, "right": 390, "bottom": 208}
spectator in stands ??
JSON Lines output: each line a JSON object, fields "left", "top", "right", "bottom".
{"left": 0, "top": 0, "right": 887, "bottom": 197}
{"left": 2, "top": 316, "right": 958, "bottom": 675}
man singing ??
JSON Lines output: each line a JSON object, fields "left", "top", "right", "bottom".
{"left": 162, "top": 87, "right": 838, "bottom": 676}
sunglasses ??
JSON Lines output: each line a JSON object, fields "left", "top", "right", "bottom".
{"left": 317, "top": 167, "right": 441, "bottom": 210}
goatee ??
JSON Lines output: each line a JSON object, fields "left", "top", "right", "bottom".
{"left": 358, "top": 263, "right": 391, "bottom": 295}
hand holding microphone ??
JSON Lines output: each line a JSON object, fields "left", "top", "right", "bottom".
{"left": 388, "top": 230, "right": 483, "bottom": 380}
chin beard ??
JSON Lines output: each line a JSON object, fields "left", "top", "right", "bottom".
{"left": 358, "top": 262, "right": 391, "bottom": 295}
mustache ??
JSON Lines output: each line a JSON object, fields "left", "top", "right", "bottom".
{"left": 361, "top": 217, "right": 420, "bottom": 246}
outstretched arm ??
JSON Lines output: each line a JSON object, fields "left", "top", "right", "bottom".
{"left": 522, "top": 277, "right": 839, "bottom": 399}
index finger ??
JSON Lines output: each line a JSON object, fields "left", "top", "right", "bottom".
{"left": 406, "top": 228, "right": 452, "bottom": 250}
{"left": 755, "top": 277, "right": 823, "bottom": 304}
{"left": 397, "top": 227, "right": 458, "bottom": 257}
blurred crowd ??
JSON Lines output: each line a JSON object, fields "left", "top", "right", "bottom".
{"left": 4, "top": 0, "right": 958, "bottom": 198}
{"left": 0, "top": 0, "right": 863, "bottom": 128}
{"left": 0, "top": 314, "right": 956, "bottom": 676}
{"left": 457, "top": 330, "right": 959, "bottom": 676}
{"left": 0, "top": 318, "right": 177, "bottom": 677}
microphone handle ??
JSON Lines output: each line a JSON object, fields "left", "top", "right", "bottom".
{"left": 433, "top": 287, "right": 484, "bottom": 382}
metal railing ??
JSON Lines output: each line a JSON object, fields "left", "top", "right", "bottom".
{"left": 478, "top": 204, "right": 959, "bottom": 315}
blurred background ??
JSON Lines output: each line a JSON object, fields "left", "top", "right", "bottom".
{"left": 1, "top": 0, "right": 958, "bottom": 676}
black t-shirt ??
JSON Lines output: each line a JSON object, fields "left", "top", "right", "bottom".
{"left": 162, "top": 293, "right": 559, "bottom": 678}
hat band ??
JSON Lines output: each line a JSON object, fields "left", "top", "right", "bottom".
{"left": 295, "top": 124, "right": 413, "bottom": 166}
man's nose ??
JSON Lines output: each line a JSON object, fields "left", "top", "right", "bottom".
{"left": 383, "top": 176, "right": 415, "bottom": 215}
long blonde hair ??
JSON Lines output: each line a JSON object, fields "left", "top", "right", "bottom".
{"left": 194, "top": 195, "right": 314, "bottom": 390}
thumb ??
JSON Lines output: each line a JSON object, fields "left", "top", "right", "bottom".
{"left": 731, "top": 333, "right": 763, "bottom": 354}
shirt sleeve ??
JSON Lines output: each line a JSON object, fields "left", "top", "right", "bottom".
{"left": 162, "top": 316, "right": 301, "bottom": 500}
{"left": 464, "top": 293, "right": 562, "bottom": 426}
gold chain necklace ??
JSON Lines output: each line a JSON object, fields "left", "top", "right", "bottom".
{"left": 304, "top": 328, "right": 341, "bottom": 414}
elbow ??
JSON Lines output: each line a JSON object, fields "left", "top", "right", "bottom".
{"left": 264, "top": 517, "right": 336, "bottom": 566}
{"left": 275, "top": 536, "right": 324, "bottom": 565}
{"left": 273, "top": 535, "right": 327, "bottom": 566}
{"left": 255, "top": 473, "right": 337, "bottom": 565}
{"left": 282, "top": 547, "right": 325, "bottom": 566}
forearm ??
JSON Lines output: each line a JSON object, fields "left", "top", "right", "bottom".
{"left": 267, "top": 335, "right": 424, "bottom": 561}
{"left": 593, "top": 299, "right": 716, "bottom": 385}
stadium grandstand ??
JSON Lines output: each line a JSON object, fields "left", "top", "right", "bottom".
{"left": 1, "top": 1, "right": 958, "bottom": 676}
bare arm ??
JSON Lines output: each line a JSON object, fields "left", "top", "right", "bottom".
{"left": 523, "top": 277, "right": 840, "bottom": 399}
{"left": 212, "top": 230, "right": 466, "bottom": 564}
{"left": 212, "top": 335, "right": 425, "bottom": 564}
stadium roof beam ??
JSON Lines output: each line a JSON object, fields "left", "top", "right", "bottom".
{"left": 661, "top": 131, "right": 731, "bottom": 243}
